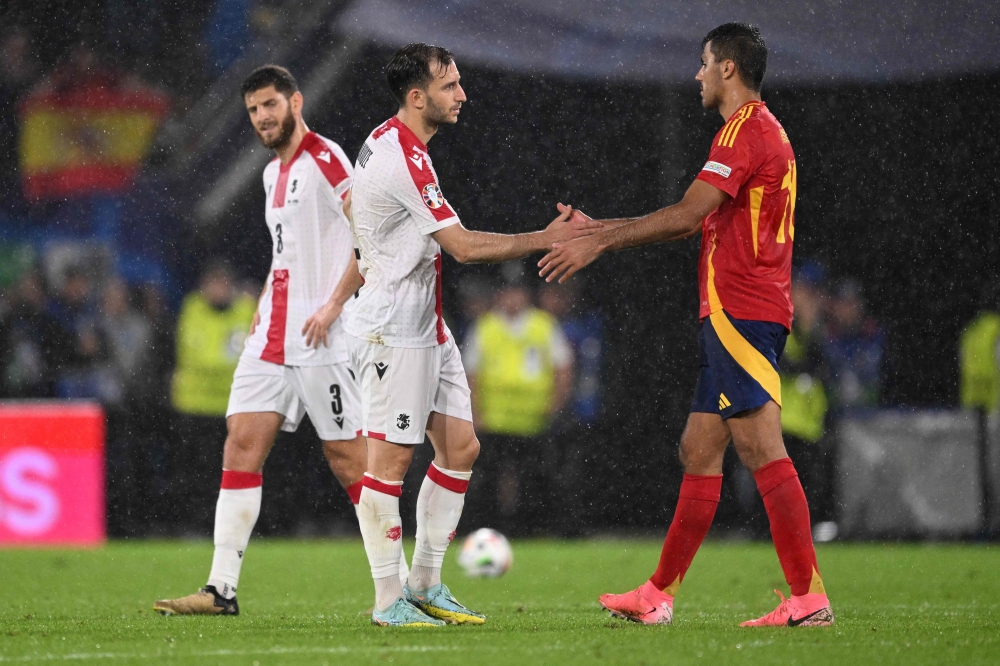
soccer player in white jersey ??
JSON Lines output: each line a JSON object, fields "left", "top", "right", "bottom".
{"left": 343, "top": 43, "right": 601, "bottom": 627}
{"left": 154, "top": 65, "right": 404, "bottom": 615}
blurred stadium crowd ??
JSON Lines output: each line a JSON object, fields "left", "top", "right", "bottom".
{"left": 0, "top": 2, "right": 998, "bottom": 539}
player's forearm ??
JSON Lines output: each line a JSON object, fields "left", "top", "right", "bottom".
{"left": 595, "top": 205, "right": 701, "bottom": 253}
{"left": 454, "top": 229, "right": 551, "bottom": 264}
{"left": 327, "top": 255, "right": 364, "bottom": 308}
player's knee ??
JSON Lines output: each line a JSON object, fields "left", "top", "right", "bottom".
{"left": 465, "top": 436, "right": 481, "bottom": 465}
{"left": 448, "top": 434, "right": 480, "bottom": 470}
{"left": 678, "top": 439, "right": 723, "bottom": 475}
{"left": 223, "top": 426, "right": 263, "bottom": 459}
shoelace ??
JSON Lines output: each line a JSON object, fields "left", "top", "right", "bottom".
{"left": 756, "top": 589, "right": 791, "bottom": 623}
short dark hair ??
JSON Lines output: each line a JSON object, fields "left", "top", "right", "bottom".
{"left": 240, "top": 65, "right": 299, "bottom": 99}
{"left": 385, "top": 43, "right": 455, "bottom": 106}
{"left": 702, "top": 23, "right": 767, "bottom": 91}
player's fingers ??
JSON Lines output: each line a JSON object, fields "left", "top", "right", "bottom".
{"left": 558, "top": 264, "right": 579, "bottom": 284}
{"left": 556, "top": 202, "right": 570, "bottom": 215}
{"left": 543, "top": 257, "right": 568, "bottom": 282}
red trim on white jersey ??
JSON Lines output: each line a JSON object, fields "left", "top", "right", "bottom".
{"left": 389, "top": 117, "right": 456, "bottom": 222}
{"left": 301, "top": 132, "right": 351, "bottom": 199}
{"left": 434, "top": 253, "right": 447, "bottom": 344}
{"left": 271, "top": 136, "right": 311, "bottom": 208}
{"left": 261, "top": 269, "right": 289, "bottom": 363}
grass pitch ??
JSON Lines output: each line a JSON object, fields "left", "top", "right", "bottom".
{"left": 0, "top": 539, "right": 997, "bottom": 665}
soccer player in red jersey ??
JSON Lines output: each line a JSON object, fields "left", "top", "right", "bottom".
{"left": 539, "top": 23, "right": 833, "bottom": 627}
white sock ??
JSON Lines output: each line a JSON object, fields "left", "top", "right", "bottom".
{"left": 410, "top": 463, "right": 471, "bottom": 591}
{"left": 354, "top": 503, "right": 410, "bottom": 586}
{"left": 357, "top": 475, "right": 405, "bottom": 610}
{"left": 207, "top": 472, "right": 262, "bottom": 599}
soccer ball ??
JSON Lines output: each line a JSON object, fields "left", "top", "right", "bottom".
{"left": 457, "top": 528, "right": 513, "bottom": 578}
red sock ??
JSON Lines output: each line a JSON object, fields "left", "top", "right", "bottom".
{"left": 346, "top": 480, "right": 364, "bottom": 505}
{"left": 754, "top": 457, "right": 824, "bottom": 597}
{"left": 649, "top": 474, "right": 723, "bottom": 594}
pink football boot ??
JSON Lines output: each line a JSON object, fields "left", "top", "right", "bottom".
{"left": 599, "top": 581, "right": 674, "bottom": 625}
{"left": 740, "top": 590, "right": 834, "bottom": 627}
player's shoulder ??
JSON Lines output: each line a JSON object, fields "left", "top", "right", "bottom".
{"left": 301, "top": 131, "right": 351, "bottom": 183}
{"left": 756, "top": 104, "right": 793, "bottom": 152}
{"left": 713, "top": 101, "right": 766, "bottom": 150}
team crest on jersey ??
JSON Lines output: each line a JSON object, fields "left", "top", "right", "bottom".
{"left": 422, "top": 183, "right": 445, "bottom": 209}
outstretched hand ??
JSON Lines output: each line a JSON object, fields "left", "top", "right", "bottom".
{"left": 545, "top": 203, "right": 602, "bottom": 245}
{"left": 538, "top": 203, "right": 604, "bottom": 283}
{"left": 538, "top": 235, "right": 603, "bottom": 283}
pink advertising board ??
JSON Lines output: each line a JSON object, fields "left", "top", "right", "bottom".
{"left": 0, "top": 402, "right": 105, "bottom": 546}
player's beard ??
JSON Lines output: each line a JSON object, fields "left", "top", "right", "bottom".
{"left": 424, "top": 95, "right": 457, "bottom": 128}
{"left": 256, "top": 110, "right": 297, "bottom": 150}
{"left": 700, "top": 85, "right": 720, "bottom": 110}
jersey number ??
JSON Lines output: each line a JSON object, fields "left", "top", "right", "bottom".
{"left": 276, "top": 223, "right": 284, "bottom": 253}
{"left": 776, "top": 160, "right": 797, "bottom": 243}
{"left": 329, "top": 384, "right": 342, "bottom": 415}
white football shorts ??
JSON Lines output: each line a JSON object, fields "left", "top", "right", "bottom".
{"left": 345, "top": 334, "right": 473, "bottom": 445}
{"left": 226, "top": 355, "right": 361, "bottom": 441}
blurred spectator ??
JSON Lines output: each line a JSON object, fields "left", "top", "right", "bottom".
{"left": 0, "top": 268, "right": 61, "bottom": 397}
{"left": 170, "top": 260, "right": 256, "bottom": 533}
{"left": 47, "top": 265, "right": 110, "bottom": 399}
{"left": 959, "top": 283, "right": 1000, "bottom": 413}
{"left": 538, "top": 279, "right": 605, "bottom": 536}
{"left": 463, "top": 265, "right": 573, "bottom": 535}
{"left": 99, "top": 279, "right": 155, "bottom": 402}
{"left": 538, "top": 280, "right": 604, "bottom": 426}
{"left": 99, "top": 277, "right": 161, "bottom": 535}
{"left": 823, "top": 278, "right": 885, "bottom": 410}
{"left": 780, "top": 263, "right": 835, "bottom": 530}
{"left": 454, "top": 274, "right": 492, "bottom": 343}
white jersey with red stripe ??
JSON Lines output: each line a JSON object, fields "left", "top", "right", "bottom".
{"left": 242, "top": 131, "right": 355, "bottom": 366}
{"left": 343, "top": 116, "right": 460, "bottom": 349}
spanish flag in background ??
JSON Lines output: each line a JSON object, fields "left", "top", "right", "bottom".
{"left": 19, "top": 69, "right": 169, "bottom": 201}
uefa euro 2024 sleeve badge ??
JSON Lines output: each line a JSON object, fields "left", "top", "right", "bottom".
{"left": 422, "top": 183, "right": 445, "bottom": 209}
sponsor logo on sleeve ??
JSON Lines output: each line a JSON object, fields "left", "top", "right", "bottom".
{"left": 422, "top": 183, "right": 445, "bottom": 209}
{"left": 702, "top": 161, "right": 732, "bottom": 178}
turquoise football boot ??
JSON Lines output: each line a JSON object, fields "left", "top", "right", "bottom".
{"left": 405, "top": 583, "right": 486, "bottom": 625}
{"left": 371, "top": 598, "right": 445, "bottom": 627}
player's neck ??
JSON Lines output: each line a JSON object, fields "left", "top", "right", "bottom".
{"left": 273, "top": 121, "right": 310, "bottom": 165}
{"left": 719, "top": 89, "right": 761, "bottom": 122}
{"left": 396, "top": 109, "right": 435, "bottom": 147}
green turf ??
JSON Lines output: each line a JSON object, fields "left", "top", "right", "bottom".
{"left": 0, "top": 539, "right": 997, "bottom": 665}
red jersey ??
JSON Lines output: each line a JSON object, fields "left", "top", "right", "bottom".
{"left": 695, "top": 101, "right": 796, "bottom": 329}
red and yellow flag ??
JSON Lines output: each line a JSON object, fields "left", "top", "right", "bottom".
{"left": 19, "top": 76, "right": 168, "bottom": 200}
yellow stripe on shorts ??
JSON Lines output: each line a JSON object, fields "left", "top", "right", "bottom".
{"left": 708, "top": 311, "right": 782, "bottom": 407}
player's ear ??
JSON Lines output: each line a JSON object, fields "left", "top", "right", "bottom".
{"left": 407, "top": 86, "right": 425, "bottom": 110}
{"left": 721, "top": 59, "right": 737, "bottom": 81}
{"left": 290, "top": 91, "right": 304, "bottom": 115}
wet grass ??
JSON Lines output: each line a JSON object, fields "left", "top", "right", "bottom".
{"left": 0, "top": 539, "right": 997, "bottom": 665}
